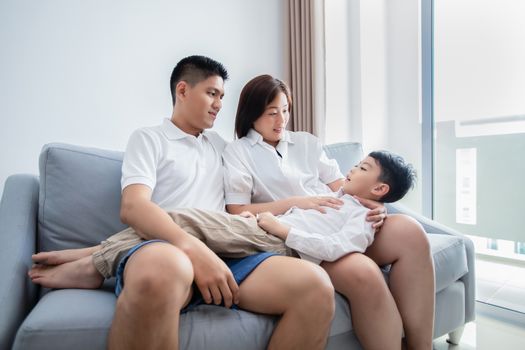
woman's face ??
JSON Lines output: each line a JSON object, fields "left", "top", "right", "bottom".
{"left": 253, "top": 92, "right": 290, "bottom": 147}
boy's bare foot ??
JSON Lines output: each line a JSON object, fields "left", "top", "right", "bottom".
{"left": 32, "top": 245, "right": 102, "bottom": 265}
{"left": 28, "top": 255, "right": 103, "bottom": 289}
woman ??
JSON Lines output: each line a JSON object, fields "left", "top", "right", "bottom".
{"left": 222, "top": 75, "right": 435, "bottom": 350}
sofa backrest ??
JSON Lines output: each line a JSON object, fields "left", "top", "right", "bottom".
{"left": 323, "top": 142, "right": 363, "bottom": 174}
{"left": 38, "top": 143, "right": 127, "bottom": 252}
{"left": 37, "top": 141, "right": 363, "bottom": 252}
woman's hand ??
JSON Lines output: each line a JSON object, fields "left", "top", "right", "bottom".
{"left": 292, "top": 196, "right": 344, "bottom": 213}
{"left": 353, "top": 196, "right": 387, "bottom": 231}
{"left": 256, "top": 212, "right": 290, "bottom": 240}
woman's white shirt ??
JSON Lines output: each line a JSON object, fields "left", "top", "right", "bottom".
{"left": 223, "top": 129, "right": 343, "bottom": 205}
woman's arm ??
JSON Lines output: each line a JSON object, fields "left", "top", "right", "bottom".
{"left": 226, "top": 195, "right": 343, "bottom": 215}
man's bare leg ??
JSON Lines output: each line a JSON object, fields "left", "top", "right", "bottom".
{"left": 365, "top": 214, "right": 435, "bottom": 350}
{"left": 322, "top": 253, "right": 403, "bottom": 350}
{"left": 28, "top": 255, "right": 104, "bottom": 289}
{"left": 237, "top": 256, "right": 335, "bottom": 350}
{"left": 32, "top": 245, "right": 102, "bottom": 265}
{"left": 108, "top": 242, "right": 193, "bottom": 350}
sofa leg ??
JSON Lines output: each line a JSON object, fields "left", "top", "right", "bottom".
{"left": 446, "top": 325, "right": 465, "bottom": 345}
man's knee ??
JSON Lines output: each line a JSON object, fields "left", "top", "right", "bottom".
{"left": 294, "top": 263, "right": 335, "bottom": 315}
{"left": 123, "top": 243, "right": 194, "bottom": 300}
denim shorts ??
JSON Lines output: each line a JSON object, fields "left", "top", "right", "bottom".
{"left": 115, "top": 239, "right": 278, "bottom": 310}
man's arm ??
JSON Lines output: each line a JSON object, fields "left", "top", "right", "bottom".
{"left": 120, "top": 184, "right": 240, "bottom": 307}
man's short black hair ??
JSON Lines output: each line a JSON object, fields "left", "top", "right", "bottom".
{"left": 169, "top": 55, "right": 229, "bottom": 105}
{"left": 368, "top": 151, "right": 417, "bottom": 203}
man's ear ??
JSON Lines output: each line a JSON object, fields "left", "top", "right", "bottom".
{"left": 371, "top": 183, "right": 389, "bottom": 198}
{"left": 176, "top": 81, "right": 188, "bottom": 100}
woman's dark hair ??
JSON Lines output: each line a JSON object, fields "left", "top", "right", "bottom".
{"left": 169, "top": 55, "right": 228, "bottom": 105}
{"left": 368, "top": 151, "right": 417, "bottom": 203}
{"left": 234, "top": 75, "right": 292, "bottom": 139}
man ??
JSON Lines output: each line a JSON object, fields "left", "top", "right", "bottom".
{"left": 30, "top": 56, "right": 335, "bottom": 350}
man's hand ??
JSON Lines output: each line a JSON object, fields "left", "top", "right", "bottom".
{"left": 256, "top": 212, "right": 290, "bottom": 240}
{"left": 292, "top": 196, "right": 344, "bottom": 213}
{"left": 179, "top": 235, "right": 239, "bottom": 308}
{"left": 353, "top": 196, "right": 387, "bottom": 232}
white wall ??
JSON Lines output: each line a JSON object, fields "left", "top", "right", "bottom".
{"left": 0, "top": 0, "right": 285, "bottom": 197}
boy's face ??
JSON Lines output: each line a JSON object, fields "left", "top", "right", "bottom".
{"left": 177, "top": 75, "right": 225, "bottom": 135}
{"left": 342, "top": 156, "right": 385, "bottom": 200}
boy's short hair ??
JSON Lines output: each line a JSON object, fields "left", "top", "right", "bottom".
{"left": 368, "top": 151, "right": 416, "bottom": 203}
{"left": 169, "top": 55, "right": 229, "bottom": 105}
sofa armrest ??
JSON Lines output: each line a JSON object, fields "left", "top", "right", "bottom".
{"left": 0, "top": 174, "right": 40, "bottom": 349}
{"left": 386, "top": 202, "right": 476, "bottom": 323}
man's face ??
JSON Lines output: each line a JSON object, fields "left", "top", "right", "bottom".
{"left": 180, "top": 75, "right": 224, "bottom": 134}
{"left": 342, "top": 156, "right": 383, "bottom": 198}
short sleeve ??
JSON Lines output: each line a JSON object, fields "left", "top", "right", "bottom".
{"left": 222, "top": 143, "right": 253, "bottom": 205}
{"left": 121, "top": 129, "right": 159, "bottom": 191}
{"left": 317, "top": 140, "right": 344, "bottom": 184}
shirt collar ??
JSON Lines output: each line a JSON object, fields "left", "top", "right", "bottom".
{"left": 161, "top": 118, "right": 207, "bottom": 141}
{"left": 245, "top": 128, "right": 295, "bottom": 146}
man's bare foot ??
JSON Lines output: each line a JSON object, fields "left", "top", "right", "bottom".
{"left": 32, "top": 245, "right": 102, "bottom": 265}
{"left": 28, "top": 255, "right": 103, "bottom": 289}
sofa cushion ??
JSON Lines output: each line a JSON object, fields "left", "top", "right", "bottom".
{"left": 38, "top": 143, "right": 126, "bottom": 252}
{"left": 428, "top": 234, "right": 468, "bottom": 292}
{"left": 13, "top": 289, "right": 356, "bottom": 350}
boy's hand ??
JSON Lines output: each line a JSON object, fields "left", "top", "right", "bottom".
{"left": 238, "top": 211, "right": 255, "bottom": 219}
{"left": 256, "top": 212, "right": 290, "bottom": 240}
{"left": 353, "top": 196, "right": 387, "bottom": 232}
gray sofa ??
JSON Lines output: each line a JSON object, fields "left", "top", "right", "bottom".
{"left": 0, "top": 142, "right": 475, "bottom": 350}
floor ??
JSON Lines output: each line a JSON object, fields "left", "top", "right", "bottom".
{"left": 475, "top": 258, "right": 525, "bottom": 313}
{"left": 432, "top": 256, "right": 525, "bottom": 349}
{"left": 432, "top": 306, "right": 525, "bottom": 349}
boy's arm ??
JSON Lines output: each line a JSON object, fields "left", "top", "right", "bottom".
{"left": 255, "top": 212, "right": 290, "bottom": 240}
{"left": 260, "top": 210, "right": 374, "bottom": 263}
{"left": 120, "top": 184, "right": 239, "bottom": 307}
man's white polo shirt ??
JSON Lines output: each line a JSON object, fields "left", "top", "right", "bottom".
{"left": 121, "top": 118, "right": 227, "bottom": 211}
{"left": 223, "top": 129, "right": 343, "bottom": 205}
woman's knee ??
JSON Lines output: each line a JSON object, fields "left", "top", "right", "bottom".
{"left": 328, "top": 254, "right": 386, "bottom": 294}
{"left": 386, "top": 214, "right": 431, "bottom": 254}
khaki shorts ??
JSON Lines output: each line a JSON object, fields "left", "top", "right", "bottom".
{"left": 92, "top": 208, "right": 290, "bottom": 278}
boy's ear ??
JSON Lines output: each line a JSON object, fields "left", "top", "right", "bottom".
{"left": 371, "top": 183, "right": 389, "bottom": 197}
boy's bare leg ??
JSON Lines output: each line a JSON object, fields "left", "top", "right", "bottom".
{"left": 32, "top": 245, "right": 102, "bottom": 265}
{"left": 28, "top": 255, "right": 103, "bottom": 289}
{"left": 237, "top": 256, "right": 335, "bottom": 350}
{"left": 322, "top": 253, "right": 403, "bottom": 350}
{"left": 365, "top": 214, "right": 435, "bottom": 350}
{"left": 108, "top": 242, "right": 194, "bottom": 350}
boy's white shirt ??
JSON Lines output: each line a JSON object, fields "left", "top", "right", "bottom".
{"left": 121, "top": 118, "right": 227, "bottom": 211}
{"left": 281, "top": 189, "right": 374, "bottom": 264}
